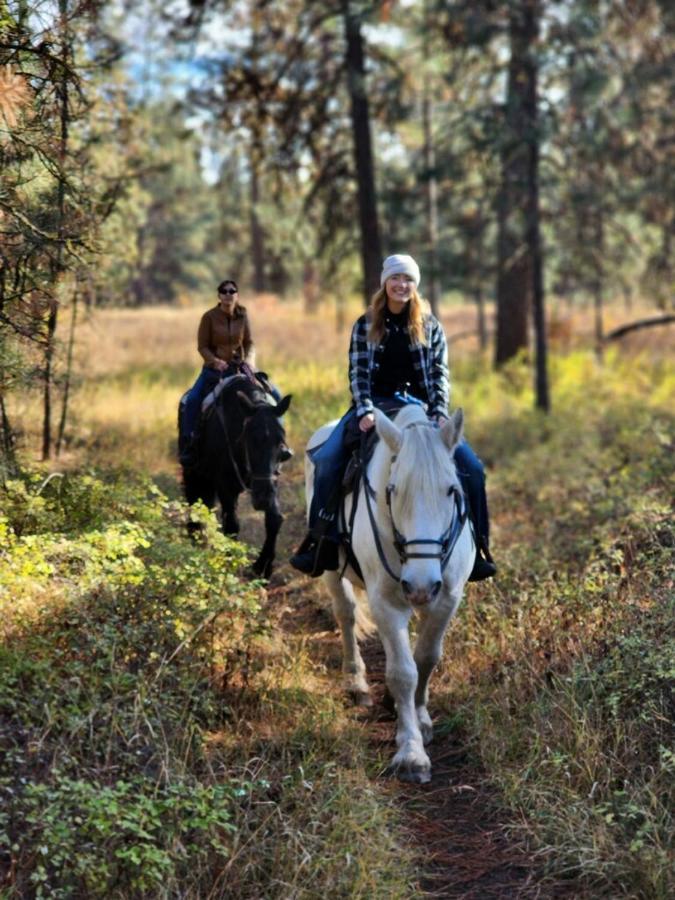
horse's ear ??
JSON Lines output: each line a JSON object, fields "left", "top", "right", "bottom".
{"left": 440, "top": 408, "right": 464, "bottom": 453}
{"left": 374, "top": 408, "right": 402, "bottom": 454}
{"left": 236, "top": 391, "right": 257, "bottom": 413}
{"left": 273, "top": 394, "right": 292, "bottom": 417}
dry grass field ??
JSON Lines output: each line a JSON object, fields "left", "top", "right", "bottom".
{"left": 13, "top": 290, "right": 672, "bottom": 475}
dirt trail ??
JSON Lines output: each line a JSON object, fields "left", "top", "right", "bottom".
{"left": 271, "top": 574, "right": 551, "bottom": 899}
{"left": 358, "top": 638, "right": 546, "bottom": 899}
{"left": 237, "top": 477, "right": 562, "bottom": 899}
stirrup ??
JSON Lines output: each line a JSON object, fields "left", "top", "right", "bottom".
{"left": 468, "top": 544, "right": 496, "bottom": 582}
{"left": 289, "top": 534, "right": 338, "bottom": 577}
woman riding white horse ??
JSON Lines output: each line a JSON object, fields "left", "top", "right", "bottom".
{"left": 305, "top": 402, "right": 474, "bottom": 782}
{"left": 290, "top": 253, "right": 496, "bottom": 582}
{"left": 292, "top": 253, "right": 495, "bottom": 782}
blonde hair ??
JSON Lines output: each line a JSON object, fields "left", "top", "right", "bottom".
{"left": 367, "top": 286, "right": 428, "bottom": 345}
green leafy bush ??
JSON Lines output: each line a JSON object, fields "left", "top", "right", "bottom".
{"left": 0, "top": 473, "right": 266, "bottom": 896}
{"left": 8, "top": 776, "right": 240, "bottom": 898}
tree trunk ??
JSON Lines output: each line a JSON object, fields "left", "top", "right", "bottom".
{"left": 592, "top": 209, "right": 604, "bottom": 362}
{"left": 468, "top": 208, "right": 488, "bottom": 351}
{"left": 342, "top": 0, "right": 382, "bottom": 304}
{"left": 303, "top": 262, "right": 319, "bottom": 314}
{"left": 495, "top": 1, "right": 533, "bottom": 367}
{"left": 0, "top": 394, "right": 16, "bottom": 481}
{"left": 522, "top": 0, "right": 549, "bottom": 411}
{"left": 422, "top": 0, "right": 440, "bottom": 316}
{"left": 43, "top": 0, "right": 69, "bottom": 460}
{"left": 336, "top": 292, "right": 346, "bottom": 332}
{"left": 131, "top": 224, "right": 147, "bottom": 306}
{"left": 250, "top": 149, "right": 266, "bottom": 293}
{"left": 42, "top": 300, "right": 58, "bottom": 460}
{"left": 56, "top": 278, "right": 78, "bottom": 456}
{"left": 422, "top": 81, "right": 440, "bottom": 317}
{"left": 475, "top": 284, "right": 487, "bottom": 351}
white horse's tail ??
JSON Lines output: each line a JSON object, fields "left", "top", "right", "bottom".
{"left": 351, "top": 585, "right": 376, "bottom": 641}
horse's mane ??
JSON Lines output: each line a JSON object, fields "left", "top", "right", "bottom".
{"left": 389, "top": 405, "right": 458, "bottom": 519}
{"left": 219, "top": 375, "right": 268, "bottom": 410}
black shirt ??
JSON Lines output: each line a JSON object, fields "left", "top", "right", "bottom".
{"left": 371, "top": 306, "right": 426, "bottom": 401}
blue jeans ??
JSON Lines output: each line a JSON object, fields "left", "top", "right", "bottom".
{"left": 308, "top": 409, "right": 490, "bottom": 545}
{"left": 183, "top": 366, "right": 222, "bottom": 438}
{"left": 308, "top": 409, "right": 355, "bottom": 534}
{"left": 454, "top": 440, "right": 490, "bottom": 543}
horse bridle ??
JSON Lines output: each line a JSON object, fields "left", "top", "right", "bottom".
{"left": 361, "top": 422, "right": 470, "bottom": 583}
{"left": 385, "top": 483, "right": 467, "bottom": 566}
{"left": 214, "top": 400, "right": 278, "bottom": 494}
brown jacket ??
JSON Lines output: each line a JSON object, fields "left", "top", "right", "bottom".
{"left": 197, "top": 304, "right": 255, "bottom": 368}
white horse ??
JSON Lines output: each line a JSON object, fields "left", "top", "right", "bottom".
{"left": 305, "top": 403, "right": 475, "bottom": 784}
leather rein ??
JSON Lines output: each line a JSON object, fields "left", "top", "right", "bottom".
{"left": 214, "top": 398, "right": 277, "bottom": 494}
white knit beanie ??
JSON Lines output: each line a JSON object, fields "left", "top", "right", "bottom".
{"left": 380, "top": 254, "right": 421, "bottom": 287}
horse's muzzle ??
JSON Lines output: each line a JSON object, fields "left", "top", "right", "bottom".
{"left": 401, "top": 579, "right": 442, "bottom": 607}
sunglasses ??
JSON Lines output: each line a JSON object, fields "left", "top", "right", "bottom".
{"left": 219, "top": 288, "right": 238, "bottom": 296}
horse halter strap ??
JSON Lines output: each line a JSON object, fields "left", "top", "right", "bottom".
{"left": 361, "top": 422, "right": 469, "bottom": 582}
{"left": 214, "top": 400, "right": 276, "bottom": 494}
{"left": 385, "top": 482, "right": 467, "bottom": 572}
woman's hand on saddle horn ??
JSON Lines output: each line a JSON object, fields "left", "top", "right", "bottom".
{"left": 359, "top": 413, "right": 375, "bottom": 432}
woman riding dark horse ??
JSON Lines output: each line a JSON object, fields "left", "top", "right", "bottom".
{"left": 178, "top": 278, "right": 292, "bottom": 577}
{"left": 182, "top": 376, "right": 292, "bottom": 577}
{"left": 180, "top": 279, "right": 276, "bottom": 466}
{"left": 289, "top": 253, "right": 496, "bottom": 583}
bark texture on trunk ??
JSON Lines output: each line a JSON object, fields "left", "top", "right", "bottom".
{"left": 43, "top": 0, "right": 70, "bottom": 459}
{"left": 250, "top": 149, "right": 266, "bottom": 294}
{"left": 343, "top": 0, "right": 382, "bottom": 304}
{"left": 495, "top": 2, "right": 534, "bottom": 367}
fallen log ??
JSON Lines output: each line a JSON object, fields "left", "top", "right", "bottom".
{"left": 604, "top": 314, "right": 675, "bottom": 341}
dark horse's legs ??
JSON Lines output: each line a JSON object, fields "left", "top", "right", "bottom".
{"left": 216, "top": 481, "right": 282, "bottom": 578}
{"left": 182, "top": 467, "right": 216, "bottom": 538}
{"left": 252, "top": 500, "right": 283, "bottom": 579}
{"left": 216, "top": 482, "right": 241, "bottom": 536}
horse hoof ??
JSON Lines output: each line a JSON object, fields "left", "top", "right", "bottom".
{"left": 348, "top": 690, "right": 373, "bottom": 708}
{"left": 385, "top": 762, "right": 431, "bottom": 785}
{"left": 251, "top": 559, "right": 273, "bottom": 579}
{"left": 398, "top": 768, "right": 431, "bottom": 785}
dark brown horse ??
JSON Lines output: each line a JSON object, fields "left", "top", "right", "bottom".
{"left": 180, "top": 376, "right": 292, "bottom": 577}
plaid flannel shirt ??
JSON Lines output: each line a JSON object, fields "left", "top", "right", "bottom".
{"left": 348, "top": 312, "right": 450, "bottom": 418}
